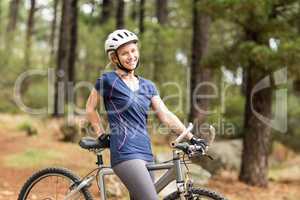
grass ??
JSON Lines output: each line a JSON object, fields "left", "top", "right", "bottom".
{"left": 17, "top": 121, "right": 38, "bottom": 136}
{"left": 4, "top": 148, "right": 63, "bottom": 168}
{"left": 269, "top": 165, "right": 300, "bottom": 181}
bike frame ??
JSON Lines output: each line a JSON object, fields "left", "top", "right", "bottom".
{"left": 64, "top": 124, "right": 196, "bottom": 200}
{"left": 96, "top": 150, "right": 185, "bottom": 200}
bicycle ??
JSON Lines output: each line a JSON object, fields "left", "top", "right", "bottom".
{"left": 18, "top": 123, "right": 228, "bottom": 200}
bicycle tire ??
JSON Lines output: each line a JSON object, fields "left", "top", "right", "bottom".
{"left": 18, "top": 167, "right": 93, "bottom": 200}
{"left": 163, "top": 187, "right": 227, "bottom": 200}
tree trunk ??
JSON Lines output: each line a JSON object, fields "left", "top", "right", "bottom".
{"left": 7, "top": 0, "right": 20, "bottom": 32}
{"left": 4, "top": 0, "right": 21, "bottom": 63}
{"left": 54, "top": 0, "right": 78, "bottom": 116}
{"left": 156, "top": 0, "right": 168, "bottom": 25}
{"left": 21, "top": 0, "right": 36, "bottom": 95}
{"left": 189, "top": 0, "right": 211, "bottom": 127}
{"left": 294, "top": 79, "right": 300, "bottom": 96}
{"left": 153, "top": 0, "right": 169, "bottom": 91}
{"left": 239, "top": 65, "right": 272, "bottom": 187}
{"left": 139, "top": 0, "right": 145, "bottom": 34}
{"left": 153, "top": 30, "right": 166, "bottom": 87}
{"left": 0, "top": 1, "right": 3, "bottom": 34}
{"left": 68, "top": 0, "right": 78, "bottom": 89}
{"left": 24, "top": 0, "right": 36, "bottom": 69}
{"left": 293, "top": 6, "right": 300, "bottom": 95}
{"left": 116, "top": 0, "right": 125, "bottom": 29}
{"left": 54, "top": 0, "right": 70, "bottom": 117}
{"left": 298, "top": 3, "right": 300, "bottom": 34}
{"left": 130, "top": 0, "right": 137, "bottom": 21}
{"left": 49, "top": 0, "right": 59, "bottom": 67}
{"left": 241, "top": 68, "right": 247, "bottom": 96}
{"left": 239, "top": 5, "right": 281, "bottom": 187}
{"left": 99, "top": 0, "right": 112, "bottom": 24}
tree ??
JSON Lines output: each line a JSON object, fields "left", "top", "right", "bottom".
{"left": 20, "top": 0, "right": 36, "bottom": 95}
{"left": 294, "top": 80, "right": 300, "bottom": 96}
{"left": 238, "top": 4, "right": 284, "bottom": 187}
{"left": 24, "top": 0, "right": 36, "bottom": 69}
{"left": 189, "top": 0, "right": 211, "bottom": 125}
{"left": 116, "top": 0, "right": 125, "bottom": 29}
{"left": 99, "top": 0, "right": 112, "bottom": 24}
{"left": 156, "top": 0, "right": 168, "bottom": 25}
{"left": 0, "top": 1, "right": 3, "bottom": 34}
{"left": 54, "top": 0, "right": 78, "bottom": 116}
{"left": 49, "top": 0, "right": 59, "bottom": 67}
{"left": 6, "top": 0, "right": 21, "bottom": 33}
{"left": 201, "top": 0, "right": 300, "bottom": 187}
{"left": 130, "top": 0, "right": 137, "bottom": 22}
{"left": 240, "top": 61, "right": 272, "bottom": 187}
{"left": 4, "top": 0, "right": 21, "bottom": 63}
{"left": 293, "top": 4, "right": 300, "bottom": 95}
{"left": 68, "top": 0, "right": 78, "bottom": 87}
{"left": 153, "top": 0, "right": 169, "bottom": 90}
{"left": 139, "top": 0, "right": 145, "bottom": 34}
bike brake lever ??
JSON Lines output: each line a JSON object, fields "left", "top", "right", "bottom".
{"left": 188, "top": 151, "right": 214, "bottom": 160}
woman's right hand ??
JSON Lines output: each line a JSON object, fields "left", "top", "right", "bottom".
{"left": 98, "top": 133, "right": 110, "bottom": 148}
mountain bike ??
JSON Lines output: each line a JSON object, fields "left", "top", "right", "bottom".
{"left": 18, "top": 123, "right": 228, "bottom": 200}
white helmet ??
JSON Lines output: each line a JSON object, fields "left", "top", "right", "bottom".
{"left": 104, "top": 29, "right": 138, "bottom": 54}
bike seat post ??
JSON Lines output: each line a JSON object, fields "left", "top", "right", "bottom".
{"left": 96, "top": 152, "right": 104, "bottom": 166}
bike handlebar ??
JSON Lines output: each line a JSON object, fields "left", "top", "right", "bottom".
{"left": 172, "top": 142, "right": 207, "bottom": 158}
{"left": 170, "top": 123, "right": 216, "bottom": 159}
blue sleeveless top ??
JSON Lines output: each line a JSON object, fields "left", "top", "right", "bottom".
{"left": 94, "top": 71, "right": 158, "bottom": 167}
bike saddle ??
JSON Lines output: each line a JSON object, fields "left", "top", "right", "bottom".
{"left": 79, "top": 137, "right": 109, "bottom": 150}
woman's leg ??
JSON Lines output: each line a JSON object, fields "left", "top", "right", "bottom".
{"left": 113, "top": 159, "right": 159, "bottom": 200}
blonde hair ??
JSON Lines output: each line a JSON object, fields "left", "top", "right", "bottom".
{"left": 104, "top": 52, "right": 117, "bottom": 70}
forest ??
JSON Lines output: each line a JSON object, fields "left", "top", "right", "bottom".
{"left": 0, "top": 0, "right": 300, "bottom": 200}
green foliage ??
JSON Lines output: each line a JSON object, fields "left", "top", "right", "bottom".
{"left": 200, "top": 0, "right": 300, "bottom": 142}
{"left": 223, "top": 91, "right": 245, "bottom": 137}
{"left": 4, "top": 148, "right": 62, "bottom": 168}
{"left": 286, "top": 93, "right": 300, "bottom": 139}
{"left": 0, "top": 0, "right": 299, "bottom": 146}
{"left": 200, "top": 0, "right": 300, "bottom": 70}
{"left": 205, "top": 87, "right": 245, "bottom": 138}
{"left": 22, "top": 79, "right": 49, "bottom": 110}
{"left": 59, "top": 121, "right": 80, "bottom": 143}
{"left": 17, "top": 121, "right": 38, "bottom": 136}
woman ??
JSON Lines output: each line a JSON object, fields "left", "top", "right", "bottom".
{"left": 86, "top": 29, "right": 207, "bottom": 200}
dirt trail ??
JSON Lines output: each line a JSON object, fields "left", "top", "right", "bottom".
{"left": 0, "top": 115, "right": 122, "bottom": 200}
{"left": 0, "top": 131, "right": 35, "bottom": 199}
{"left": 0, "top": 114, "right": 299, "bottom": 200}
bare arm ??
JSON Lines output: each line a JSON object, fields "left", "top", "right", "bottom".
{"left": 151, "top": 95, "right": 193, "bottom": 140}
{"left": 86, "top": 88, "right": 105, "bottom": 136}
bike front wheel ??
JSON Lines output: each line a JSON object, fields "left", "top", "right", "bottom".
{"left": 163, "top": 187, "right": 227, "bottom": 200}
{"left": 18, "top": 167, "right": 93, "bottom": 200}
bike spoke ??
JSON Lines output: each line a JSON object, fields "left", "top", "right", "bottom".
{"left": 24, "top": 175, "right": 86, "bottom": 200}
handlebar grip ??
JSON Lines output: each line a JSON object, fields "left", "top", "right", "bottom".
{"left": 173, "top": 142, "right": 189, "bottom": 152}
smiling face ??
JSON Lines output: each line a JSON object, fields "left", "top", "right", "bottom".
{"left": 113, "top": 42, "right": 139, "bottom": 70}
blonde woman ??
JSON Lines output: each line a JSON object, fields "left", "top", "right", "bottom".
{"left": 86, "top": 29, "right": 207, "bottom": 200}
